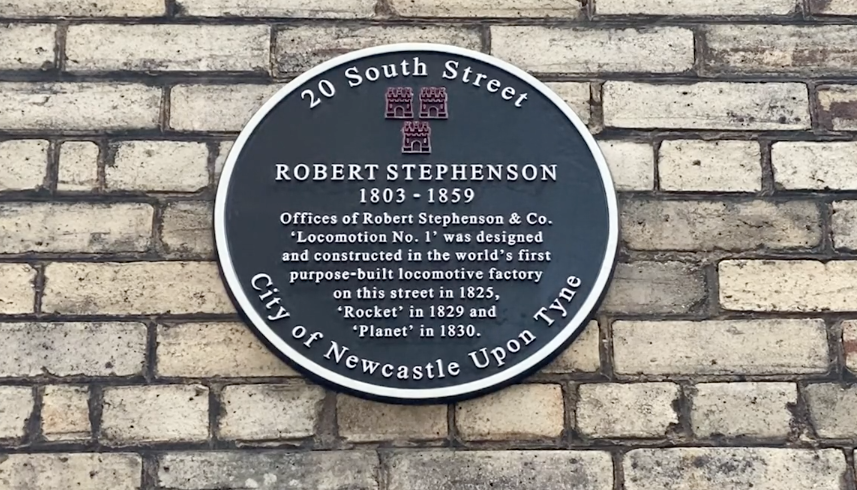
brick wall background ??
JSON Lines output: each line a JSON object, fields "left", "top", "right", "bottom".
{"left": 0, "top": 0, "right": 856, "bottom": 488}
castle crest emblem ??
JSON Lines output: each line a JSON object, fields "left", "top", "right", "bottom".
{"left": 385, "top": 86, "right": 448, "bottom": 154}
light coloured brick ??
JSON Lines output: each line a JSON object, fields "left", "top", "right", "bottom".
{"left": 0, "top": 83, "right": 161, "bottom": 130}
{"left": 542, "top": 320, "right": 600, "bottom": 374}
{"left": 0, "top": 0, "right": 164, "bottom": 16}
{"left": 597, "top": 0, "right": 797, "bottom": 15}
{"left": 843, "top": 320, "right": 857, "bottom": 372}
{"left": 337, "top": 396, "right": 447, "bottom": 442}
{"left": 101, "top": 385, "right": 209, "bottom": 444}
{"left": 491, "top": 26, "right": 693, "bottom": 73}
{"left": 614, "top": 319, "right": 829, "bottom": 375}
{"left": 388, "top": 451, "right": 613, "bottom": 490}
{"left": 0, "top": 139, "right": 48, "bottom": 191}
{"left": 577, "top": 383, "right": 679, "bottom": 438}
{"left": 691, "top": 383, "right": 796, "bottom": 438}
{"left": 275, "top": 25, "right": 481, "bottom": 74}
{"left": 0, "top": 386, "right": 32, "bottom": 440}
{"left": 42, "top": 385, "right": 91, "bottom": 442}
{"left": 810, "top": 0, "right": 857, "bottom": 14}
{"left": 177, "top": 0, "right": 376, "bottom": 17}
{"left": 600, "top": 261, "right": 705, "bottom": 315}
{"left": 158, "top": 451, "right": 379, "bottom": 490}
{"left": 391, "top": 0, "right": 581, "bottom": 17}
{"left": 0, "top": 263, "right": 35, "bottom": 314}
{"left": 621, "top": 200, "right": 820, "bottom": 251}
{"left": 214, "top": 141, "right": 234, "bottom": 180}
{"left": 157, "top": 322, "right": 296, "bottom": 378}
{"left": 0, "top": 322, "right": 146, "bottom": 377}
{"left": 57, "top": 141, "right": 99, "bottom": 191}
{"left": 544, "top": 82, "right": 590, "bottom": 124}
{"left": 170, "top": 84, "right": 279, "bottom": 132}
{"left": 773, "top": 141, "right": 857, "bottom": 190}
{"left": 161, "top": 201, "right": 213, "bottom": 258}
{"left": 625, "top": 448, "right": 845, "bottom": 490}
{"left": 805, "top": 384, "right": 857, "bottom": 438}
{"left": 66, "top": 25, "right": 270, "bottom": 73}
{"left": 43, "top": 262, "right": 233, "bottom": 315}
{"left": 705, "top": 25, "right": 857, "bottom": 75}
{"left": 219, "top": 382, "right": 325, "bottom": 441}
{"left": 832, "top": 201, "right": 857, "bottom": 250}
{"left": 721, "top": 260, "right": 857, "bottom": 312}
{"left": 0, "top": 202, "right": 152, "bottom": 253}
{"left": 108, "top": 141, "right": 208, "bottom": 192}
{"left": 455, "top": 384, "right": 564, "bottom": 441}
{"left": 659, "top": 140, "right": 762, "bottom": 192}
{"left": 0, "top": 453, "right": 142, "bottom": 489}
{"left": 604, "top": 82, "right": 810, "bottom": 130}
{"left": 0, "top": 25, "right": 55, "bottom": 70}
{"left": 818, "top": 85, "right": 857, "bottom": 131}
{"left": 597, "top": 140, "right": 654, "bottom": 191}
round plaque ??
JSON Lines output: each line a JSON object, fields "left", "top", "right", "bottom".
{"left": 215, "top": 44, "right": 618, "bottom": 404}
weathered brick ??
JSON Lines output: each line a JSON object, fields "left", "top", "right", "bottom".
{"left": 157, "top": 322, "right": 296, "bottom": 378}
{"left": 158, "top": 451, "right": 379, "bottom": 490}
{"left": 810, "top": 0, "right": 857, "bottom": 15}
{"left": 0, "top": 24, "right": 55, "bottom": 70}
{"left": 600, "top": 261, "right": 706, "bottom": 315}
{"left": 542, "top": 320, "right": 601, "bottom": 374}
{"left": 625, "top": 448, "right": 845, "bottom": 490}
{"left": 832, "top": 201, "right": 857, "bottom": 250}
{"left": 391, "top": 0, "right": 581, "bottom": 17}
{"left": 101, "top": 385, "right": 209, "bottom": 444}
{"left": 388, "top": 451, "right": 613, "bottom": 490}
{"left": 603, "top": 82, "right": 810, "bottom": 130}
{"left": 597, "top": 0, "right": 797, "bottom": 15}
{"left": 337, "top": 396, "right": 447, "bottom": 442}
{"left": 577, "top": 383, "right": 679, "bottom": 438}
{"left": 214, "top": 141, "right": 234, "bottom": 180}
{"left": 0, "top": 0, "right": 165, "bottom": 16}
{"left": 491, "top": 26, "right": 693, "bottom": 73}
{"left": 108, "top": 141, "right": 208, "bottom": 192}
{"left": 544, "top": 82, "right": 590, "bottom": 124}
{"left": 66, "top": 25, "right": 270, "bottom": 73}
{"left": 161, "top": 201, "right": 214, "bottom": 258}
{"left": 659, "top": 140, "right": 762, "bottom": 192}
{"left": 621, "top": 200, "right": 820, "bottom": 251}
{"left": 0, "top": 202, "right": 152, "bottom": 253}
{"left": 0, "top": 322, "right": 146, "bottom": 377}
{"left": 218, "top": 382, "right": 325, "bottom": 440}
{"left": 0, "top": 83, "right": 161, "bottom": 130}
{"left": 42, "top": 385, "right": 91, "bottom": 441}
{"left": 57, "top": 141, "right": 99, "bottom": 192}
{"left": 170, "top": 84, "right": 279, "bottom": 132}
{"left": 455, "top": 384, "right": 564, "bottom": 441}
{"left": 818, "top": 85, "right": 857, "bottom": 131}
{"left": 597, "top": 140, "right": 654, "bottom": 191}
{"left": 705, "top": 25, "right": 857, "bottom": 75}
{"left": 721, "top": 260, "right": 857, "bottom": 312}
{"left": 0, "top": 263, "right": 36, "bottom": 314}
{"left": 0, "top": 453, "right": 142, "bottom": 489}
{"left": 177, "top": 0, "right": 376, "bottom": 17}
{"left": 614, "top": 319, "right": 829, "bottom": 375}
{"left": 42, "top": 262, "right": 233, "bottom": 315}
{"left": 805, "top": 383, "right": 857, "bottom": 438}
{"left": 692, "top": 383, "right": 796, "bottom": 438}
{"left": 0, "top": 139, "right": 48, "bottom": 191}
{"left": 773, "top": 142, "right": 857, "bottom": 190}
{"left": 843, "top": 320, "right": 857, "bottom": 372}
{"left": 0, "top": 386, "right": 32, "bottom": 440}
{"left": 275, "top": 25, "right": 481, "bottom": 74}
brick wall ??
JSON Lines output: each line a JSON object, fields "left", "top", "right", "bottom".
{"left": 0, "top": 0, "right": 855, "bottom": 489}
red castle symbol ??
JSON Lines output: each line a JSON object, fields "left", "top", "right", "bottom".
{"left": 385, "top": 86, "right": 448, "bottom": 154}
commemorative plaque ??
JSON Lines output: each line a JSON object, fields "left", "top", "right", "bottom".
{"left": 215, "top": 44, "right": 618, "bottom": 404}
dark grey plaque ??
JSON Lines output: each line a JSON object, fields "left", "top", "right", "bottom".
{"left": 215, "top": 44, "right": 618, "bottom": 404}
